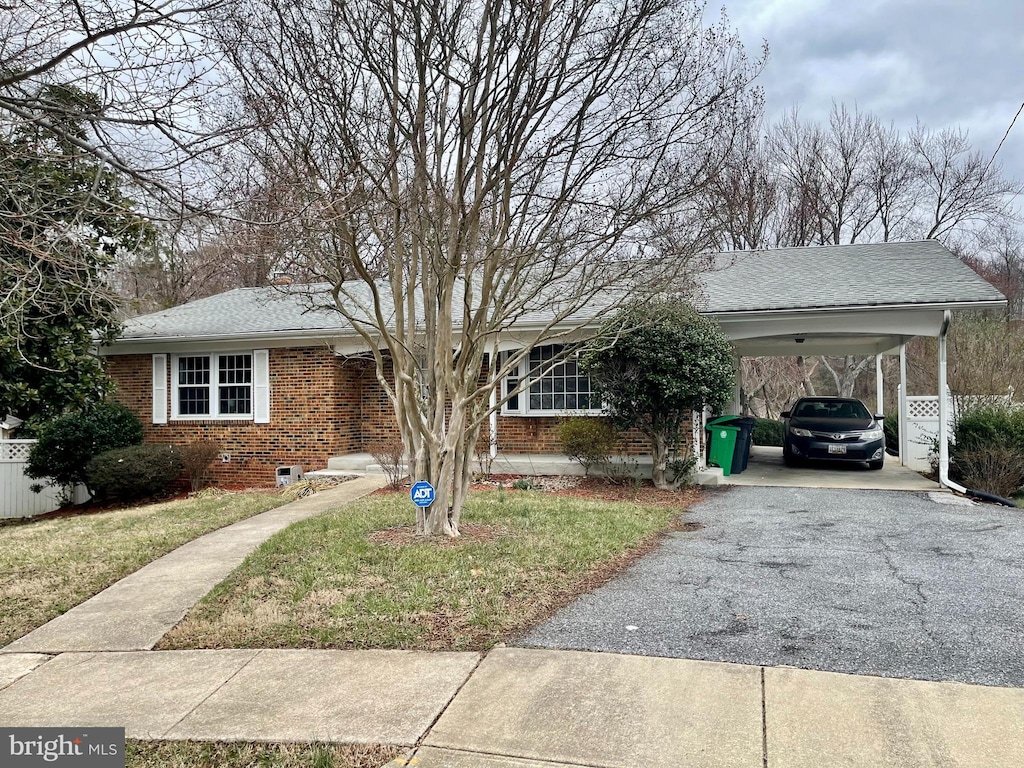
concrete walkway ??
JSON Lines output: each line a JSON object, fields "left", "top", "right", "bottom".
{"left": 1, "top": 475, "right": 387, "bottom": 653}
{"left": 0, "top": 647, "right": 1021, "bottom": 767}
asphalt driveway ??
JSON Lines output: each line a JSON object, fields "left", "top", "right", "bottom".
{"left": 522, "top": 486, "right": 1024, "bottom": 687}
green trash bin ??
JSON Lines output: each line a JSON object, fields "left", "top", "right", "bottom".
{"left": 706, "top": 417, "right": 741, "bottom": 476}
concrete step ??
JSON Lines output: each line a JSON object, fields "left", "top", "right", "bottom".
{"left": 326, "top": 453, "right": 375, "bottom": 471}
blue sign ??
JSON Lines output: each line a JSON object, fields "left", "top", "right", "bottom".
{"left": 410, "top": 481, "right": 435, "bottom": 508}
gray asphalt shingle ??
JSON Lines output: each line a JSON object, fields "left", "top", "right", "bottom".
{"left": 115, "top": 240, "right": 1005, "bottom": 342}
{"left": 699, "top": 240, "right": 1004, "bottom": 313}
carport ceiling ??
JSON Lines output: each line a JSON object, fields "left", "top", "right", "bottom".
{"left": 729, "top": 332, "right": 908, "bottom": 357}
{"left": 696, "top": 241, "right": 1006, "bottom": 356}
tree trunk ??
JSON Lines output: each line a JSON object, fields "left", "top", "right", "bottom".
{"left": 650, "top": 432, "right": 670, "bottom": 490}
{"left": 796, "top": 356, "right": 817, "bottom": 396}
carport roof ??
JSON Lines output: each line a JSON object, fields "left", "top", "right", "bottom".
{"left": 699, "top": 240, "right": 1005, "bottom": 314}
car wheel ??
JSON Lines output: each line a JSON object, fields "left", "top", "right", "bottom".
{"left": 783, "top": 447, "right": 799, "bottom": 467}
{"left": 868, "top": 459, "right": 884, "bottom": 470}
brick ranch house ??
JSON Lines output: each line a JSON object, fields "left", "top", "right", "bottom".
{"left": 101, "top": 241, "right": 1004, "bottom": 485}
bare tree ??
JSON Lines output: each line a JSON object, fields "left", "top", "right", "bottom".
{"left": 712, "top": 103, "right": 1022, "bottom": 401}
{"left": 222, "top": 0, "right": 762, "bottom": 535}
{"left": 0, "top": 0, "right": 236, "bottom": 198}
{"left": 909, "top": 124, "right": 1021, "bottom": 243}
{"left": 0, "top": 0, "right": 246, "bottom": 402}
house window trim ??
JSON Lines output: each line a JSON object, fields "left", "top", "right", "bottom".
{"left": 499, "top": 346, "right": 603, "bottom": 418}
{"left": 170, "top": 352, "right": 254, "bottom": 421}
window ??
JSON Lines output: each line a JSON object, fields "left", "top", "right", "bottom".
{"left": 173, "top": 353, "right": 252, "bottom": 418}
{"left": 502, "top": 345, "right": 600, "bottom": 415}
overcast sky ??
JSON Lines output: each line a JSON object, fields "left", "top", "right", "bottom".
{"left": 726, "top": 0, "right": 1024, "bottom": 180}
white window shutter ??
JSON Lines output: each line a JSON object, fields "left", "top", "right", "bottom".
{"left": 152, "top": 354, "right": 168, "bottom": 424}
{"left": 253, "top": 349, "right": 270, "bottom": 423}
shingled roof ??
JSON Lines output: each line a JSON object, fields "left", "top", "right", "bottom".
{"left": 698, "top": 240, "right": 1005, "bottom": 314}
{"left": 114, "top": 240, "right": 1005, "bottom": 344}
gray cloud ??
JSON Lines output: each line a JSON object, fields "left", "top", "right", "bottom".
{"left": 725, "top": 0, "right": 1024, "bottom": 176}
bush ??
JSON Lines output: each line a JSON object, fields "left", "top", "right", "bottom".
{"left": 181, "top": 440, "right": 221, "bottom": 492}
{"left": 86, "top": 444, "right": 183, "bottom": 501}
{"left": 25, "top": 402, "right": 144, "bottom": 490}
{"left": 368, "top": 437, "right": 406, "bottom": 489}
{"left": 883, "top": 413, "right": 899, "bottom": 455}
{"left": 951, "top": 403, "right": 1024, "bottom": 496}
{"left": 954, "top": 443, "right": 1024, "bottom": 499}
{"left": 751, "top": 418, "right": 784, "bottom": 447}
{"left": 954, "top": 404, "right": 1024, "bottom": 451}
{"left": 558, "top": 417, "right": 619, "bottom": 476}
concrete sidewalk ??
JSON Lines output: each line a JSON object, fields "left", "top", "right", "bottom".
{"left": 1, "top": 475, "right": 386, "bottom": 654}
{"left": 0, "top": 647, "right": 1021, "bottom": 767}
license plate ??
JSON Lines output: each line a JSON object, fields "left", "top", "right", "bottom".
{"left": 828, "top": 444, "right": 847, "bottom": 455}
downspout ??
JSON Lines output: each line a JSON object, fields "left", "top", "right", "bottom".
{"left": 937, "top": 310, "right": 1015, "bottom": 505}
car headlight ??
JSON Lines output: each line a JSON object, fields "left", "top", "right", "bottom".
{"left": 860, "top": 429, "right": 884, "bottom": 440}
{"left": 790, "top": 427, "right": 813, "bottom": 437}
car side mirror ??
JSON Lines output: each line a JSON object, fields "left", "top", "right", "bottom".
{"left": 780, "top": 411, "right": 791, "bottom": 419}
{"left": 874, "top": 414, "right": 884, "bottom": 421}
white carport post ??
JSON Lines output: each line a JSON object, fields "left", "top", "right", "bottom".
{"left": 875, "top": 354, "right": 884, "bottom": 415}
{"left": 898, "top": 343, "right": 908, "bottom": 465}
{"left": 936, "top": 310, "right": 965, "bottom": 492}
{"left": 731, "top": 353, "right": 742, "bottom": 415}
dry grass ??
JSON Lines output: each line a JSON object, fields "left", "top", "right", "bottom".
{"left": 158, "top": 487, "right": 696, "bottom": 652}
{"left": 126, "top": 740, "right": 400, "bottom": 768}
{"left": 0, "top": 491, "right": 287, "bottom": 647}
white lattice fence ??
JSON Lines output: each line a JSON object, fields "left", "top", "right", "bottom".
{"left": 0, "top": 439, "right": 62, "bottom": 519}
{"left": 907, "top": 398, "right": 940, "bottom": 420}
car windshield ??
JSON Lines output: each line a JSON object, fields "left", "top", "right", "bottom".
{"left": 794, "top": 400, "right": 871, "bottom": 419}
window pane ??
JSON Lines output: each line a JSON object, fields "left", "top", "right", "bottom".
{"left": 219, "top": 354, "right": 252, "bottom": 385}
{"left": 219, "top": 386, "right": 251, "bottom": 415}
{"left": 522, "top": 344, "right": 600, "bottom": 412}
{"left": 179, "top": 386, "right": 209, "bottom": 415}
{"left": 505, "top": 377, "right": 519, "bottom": 411}
{"left": 178, "top": 356, "right": 209, "bottom": 386}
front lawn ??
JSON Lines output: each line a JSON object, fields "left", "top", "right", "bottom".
{"left": 0, "top": 491, "right": 288, "bottom": 647}
{"left": 158, "top": 488, "right": 693, "bottom": 651}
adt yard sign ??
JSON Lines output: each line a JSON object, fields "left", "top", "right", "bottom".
{"left": 411, "top": 481, "right": 435, "bottom": 508}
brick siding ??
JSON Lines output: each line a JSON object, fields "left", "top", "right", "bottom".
{"left": 106, "top": 347, "right": 691, "bottom": 484}
{"left": 107, "top": 347, "right": 370, "bottom": 486}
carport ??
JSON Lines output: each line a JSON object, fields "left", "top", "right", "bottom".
{"left": 695, "top": 241, "right": 1006, "bottom": 490}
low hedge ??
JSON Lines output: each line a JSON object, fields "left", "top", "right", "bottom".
{"left": 752, "top": 418, "right": 784, "bottom": 446}
{"left": 86, "top": 444, "right": 183, "bottom": 501}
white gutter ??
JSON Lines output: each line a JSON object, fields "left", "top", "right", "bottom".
{"left": 707, "top": 299, "right": 1005, "bottom": 320}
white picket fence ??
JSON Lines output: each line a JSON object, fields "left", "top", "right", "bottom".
{"left": 0, "top": 440, "right": 64, "bottom": 519}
